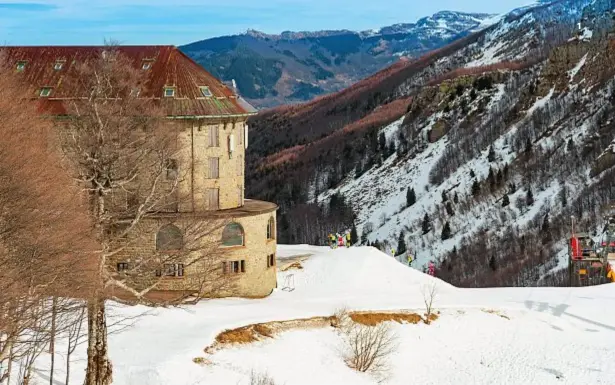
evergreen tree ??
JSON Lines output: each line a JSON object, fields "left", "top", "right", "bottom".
{"left": 406, "top": 187, "right": 416, "bottom": 207}
{"left": 559, "top": 183, "right": 568, "bottom": 207}
{"left": 489, "top": 255, "right": 497, "bottom": 271}
{"left": 526, "top": 187, "right": 534, "bottom": 206}
{"left": 503, "top": 163, "right": 509, "bottom": 179}
{"left": 496, "top": 169, "right": 503, "bottom": 187}
{"left": 445, "top": 202, "right": 455, "bottom": 216}
{"left": 453, "top": 192, "right": 459, "bottom": 204}
{"left": 451, "top": 246, "right": 457, "bottom": 258}
{"left": 488, "top": 168, "right": 496, "bottom": 191}
{"left": 502, "top": 193, "right": 510, "bottom": 207}
{"left": 442, "top": 190, "right": 448, "bottom": 203}
{"left": 470, "top": 169, "right": 476, "bottom": 178}
{"left": 525, "top": 137, "right": 532, "bottom": 154}
{"left": 396, "top": 232, "right": 407, "bottom": 256}
{"left": 361, "top": 229, "right": 368, "bottom": 245}
{"left": 470, "top": 88, "right": 477, "bottom": 100}
{"left": 471, "top": 179, "right": 480, "bottom": 196}
{"left": 487, "top": 145, "right": 496, "bottom": 162}
{"left": 566, "top": 138, "right": 575, "bottom": 154}
{"left": 350, "top": 223, "right": 358, "bottom": 245}
{"left": 441, "top": 221, "right": 452, "bottom": 240}
{"left": 422, "top": 213, "right": 431, "bottom": 234}
{"left": 379, "top": 132, "right": 386, "bottom": 152}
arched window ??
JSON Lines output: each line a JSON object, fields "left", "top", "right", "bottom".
{"left": 222, "top": 223, "right": 244, "bottom": 247}
{"left": 156, "top": 224, "right": 183, "bottom": 251}
{"left": 267, "top": 217, "right": 275, "bottom": 240}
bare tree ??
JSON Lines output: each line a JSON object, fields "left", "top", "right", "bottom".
{"left": 249, "top": 370, "right": 277, "bottom": 385}
{"left": 422, "top": 282, "right": 438, "bottom": 324}
{"left": 58, "top": 47, "right": 232, "bottom": 385}
{"left": 0, "top": 62, "right": 93, "bottom": 384}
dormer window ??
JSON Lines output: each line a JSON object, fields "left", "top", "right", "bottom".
{"left": 142, "top": 59, "right": 154, "bottom": 70}
{"left": 130, "top": 88, "right": 140, "bottom": 97}
{"left": 199, "top": 86, "right": 212, "bottom": 97}
{"left": 16, "top": 61, "right": 27, "bottom": 71}
{"left": 163, "top": 87, "right": 175, "bottom": 98}
{"left": 39, "top": 87, "right": 52, "bottom": 97}
{"left": 54, "top": 61, "right": 65, "bottom": 70}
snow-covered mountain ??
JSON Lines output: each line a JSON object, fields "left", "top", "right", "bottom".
{"left": 180, "top": 11, "right": 497, "bottom": 108}
{"left": 247, "top": 0, "right": 615, "bottom": 287}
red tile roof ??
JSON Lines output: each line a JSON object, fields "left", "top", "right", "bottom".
{"left": 0, "top": 45, "right": 256, "bottom": 118}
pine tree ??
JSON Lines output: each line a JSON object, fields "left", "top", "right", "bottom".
{"left": 453, "top": 192, "right": 459, "bottom": 204}
{"left": 396, "top": 232, "right": 407, "bottom": 256}
{"left": 487, "top": 145, "right": 496, "bottom": 162}
{"left": 422, "top": 213, "right": 431, "bottom": 234}
{"left": 489, "top": 255, "right": 497, "bottom": 271}
{"left": 525, "top": 137, "right": 532, "bottom": 154}
{"left": 471, "top": 179, "right": 480, "bottom": 196}
{"left": 542, "top": 212, "right": 550, "bottom": 233}
{"left": 442, "top": 190, "right": 448, "bottom": 202}
{"left": 559, "top": 184, "right": 568, "bottom": 207}
{"left": 470, "top": 169, "right": 476, "bottom": 178}
{"left": 379, "top": 132, "right": 386, "bottom": 152}
{"left": 526, "top": 187, "right": 534, "bottom": 206}
{"left": 488, "top": 168, "right": 496, "bottom": 191}
{"left": 441, "top": 221, "right": 452, "bottom": 240}
{"left": 503, "top": 164, "right": 509, "bottom": 179}
{"left": 451, "top": 246, "right": 457, "bottom": 258}
{"left": 406, "top": 187, "right": 416, "bottom": 207}
{"left": 496, "top": 169, "right": 503, "bottom": 187}
{"left": 445, "top": 202, "right": 455, "bottom": 216}
{"left": 361, "top": 230, "right": 368, "bottom": 245}
{"left": 502, "top": 193, "right": 510, "bottom": 207}
{"left": 350, "top": 223, "right": 358, "bottom": 245}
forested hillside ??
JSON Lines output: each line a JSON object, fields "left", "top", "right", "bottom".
{"left": 247, "top": 0, "right": 615, "bottom": 287}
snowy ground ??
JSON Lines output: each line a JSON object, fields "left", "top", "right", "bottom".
{"left": 20, "top": 245, "right": 615, "bottom": 385}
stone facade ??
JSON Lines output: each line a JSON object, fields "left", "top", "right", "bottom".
{"left": 109, "top": 118, "right": 278, "bottom": 300}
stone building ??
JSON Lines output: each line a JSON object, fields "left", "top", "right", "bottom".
{"left": 1, "top": 46, "right": 278, "bottom": 299}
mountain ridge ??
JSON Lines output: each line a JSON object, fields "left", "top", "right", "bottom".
{"left": 180, "top": 10, "right": 498, "bottom": 108}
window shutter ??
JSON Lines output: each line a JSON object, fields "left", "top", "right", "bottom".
{"left": 208, "top": 188, "right": 219, "bottom": 210}
{"left": 208, "top": 158, "right": 219, "bottom": 179}
{"left": 222, "top": 261, "right": 227, "bottom": 274}
{"left": 240, "top": 260, "right": 245, "bottom": 273}
{"left": 177, "top": 264, "right": 184, "bottom": 277}
{"left": 228, "top": 134, "right": 235, "bottom": 154}
{"left": 208, "top": 126, "right": 213, "bottom": 147}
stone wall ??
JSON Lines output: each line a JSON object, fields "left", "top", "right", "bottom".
{"left": 108, "top": 204, "right": 278, "bottom": 299}
{"left": 177, "top": 120, "right": 247, "bottom": 212}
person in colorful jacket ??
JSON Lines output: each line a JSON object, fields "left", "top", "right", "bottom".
{"left": 607, "top": 264, "right": 615, "bottom": 283}
{"left": 428, "top": 261, "right": 435, "bottom": 276}
{"left": 345, "top": 231, "right": 351, "bottom": 247}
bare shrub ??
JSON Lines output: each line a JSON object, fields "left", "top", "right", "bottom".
{"left": 422, "top": 282, "right": 438, "bottom": 324}
{"left": 335, "top": 308, "right": 397, "bottom": 376}
{"left": 249, "top": 370, "right": 277, "bottom": 385}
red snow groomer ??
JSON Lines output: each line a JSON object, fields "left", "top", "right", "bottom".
{"left": 570, "top": 233, "right": 595, "bottom": 260}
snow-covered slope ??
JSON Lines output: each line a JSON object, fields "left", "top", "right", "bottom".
{"left": 18, "top": 246, "right": 615, "bottom": 385}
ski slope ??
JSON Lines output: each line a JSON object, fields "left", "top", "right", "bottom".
{"left": 20, "top": 245, "right": 615, "bottom": 385}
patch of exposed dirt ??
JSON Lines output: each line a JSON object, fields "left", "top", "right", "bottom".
{"left": 280, "top": 261, "right": 303, "bottom": 271}
{"left": 349, "top": 312, "right": 423, "bottom": 326}
{"left": 482, "top": 309, "right": 510, "bottom": 320}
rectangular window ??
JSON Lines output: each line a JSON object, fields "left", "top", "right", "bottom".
{"left": 207, "top": 188, "right": 219, "bottom": 210}
{"left": 237, "top": 155, "right": 243, "bottom": 176}
{"left": 208, "top": 126, "right": 219, "bottom": 147}
{"left": 267, "top": 254, "right": 276, "bottom": 268}
{"left": 224, "top": 260, "right": 246, "bottom": 274}
{"left": 208, "top": 157, "right": 219, "bottom": 179}
{"left": 54, "top": 61, "right": 64, "bottom": 70}
{"left": 142, "top": 61, "right": 153, "bottom": 70}
{"left": 161, "top": 263, "right": 184, "bottom": 277}
{"left": 16, "top": 61, "right": 27, "bottom": 71}
{"left": 39, "top": 87, "right": 52, "bottom": 97}
{"left": 117, "top": 262, "right": 129, "bottom": 272}
{"left": 166, "top": 159, "right": 178, "bottom": 180}
{"left": 163, "top": 87, "right": 175, "bottom": 98}
{"left": 199, "top": 86, "right": 212, "bottom": 97}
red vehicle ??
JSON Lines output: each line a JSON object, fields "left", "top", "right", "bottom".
{"left": 570, "top": 233, "right": 595, "bottom": 260}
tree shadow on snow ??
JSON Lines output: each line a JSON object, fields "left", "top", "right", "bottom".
{"left": 524, "top": 300, "right": 615, "bottom": 332}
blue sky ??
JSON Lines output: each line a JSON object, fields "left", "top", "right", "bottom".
{"left": 0, "top": 0, "right": 534, "bottom": 45}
